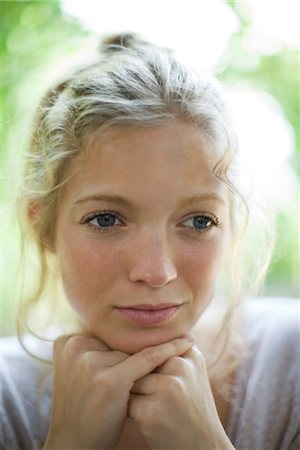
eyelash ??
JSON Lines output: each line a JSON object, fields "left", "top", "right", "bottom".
{"left": 81, "top": 210, "right": 221, "bottom": 235}
{"left": 81, "top": 210, "right": 124, "bottom": 234}
{"left": 182, "top": 214, "right": 220, "bottom": 235}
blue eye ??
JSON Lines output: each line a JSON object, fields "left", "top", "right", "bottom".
{"left": 95, "top": 213, "right": 118, "bottom": 227}
{"left": 83, "top": 212, "right": 122, "bottom": 232}
{"left": 182, "top": 215, "right": 217, "bottom": 232}
{"left": 193, "top": 216, "right": 212, "bottom": 229}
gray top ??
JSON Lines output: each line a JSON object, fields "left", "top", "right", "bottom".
{"left": 226, "top": 298, "right": 300, "bottom": 450}
{"left": 1, "top": 298, "right": 299, "bottom": 450}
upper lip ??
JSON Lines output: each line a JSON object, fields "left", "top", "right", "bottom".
{"left": 115, "top": 303, "right": 183, "bottom": 311}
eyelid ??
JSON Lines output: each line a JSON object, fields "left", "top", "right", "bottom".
{"left": 181, "top": 212, "right": 219, "bottom": 224}
{"left": 180, "top": 212, "right": 220, "bottom": 233}
{"left": 80, "top": 210, "right": 124, "bottom": 231}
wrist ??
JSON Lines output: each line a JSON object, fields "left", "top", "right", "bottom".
{"left": 200, "top": 421, "right": 235, "bottom": 450}
{"left": 213, "top": 429, "right": 236, "bottom": 450}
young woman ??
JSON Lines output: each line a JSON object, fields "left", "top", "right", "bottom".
{"left": 1, "top": 34, "right": 299, "bottom": 450}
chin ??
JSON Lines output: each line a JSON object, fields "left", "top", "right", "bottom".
{"left": 102, "top": 327, "right": 189, "bottom": 355}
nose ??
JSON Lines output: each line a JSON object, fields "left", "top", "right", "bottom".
{"left": 128, "top": 234, "right": 177, "bottom": 288}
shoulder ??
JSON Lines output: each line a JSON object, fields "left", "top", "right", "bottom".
{"left": 243, "top": 297, "right": 299, "bottom": 359}
{"left": 1, "top": 334, "right": 52, "bottom": 395}
{"left": 227, "top": 297, "right": 300, "bottom": 449}
{"left": 241, "top": 297, "right": 300, "bottom": 395}
{"left": 0, "top": 335, "right": 52, "bottom": 450}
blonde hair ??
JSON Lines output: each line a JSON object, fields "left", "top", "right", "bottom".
{"left": 17, "top": 33, "right": 273, "bottom": 370}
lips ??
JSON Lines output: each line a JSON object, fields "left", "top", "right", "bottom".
{"left": 114, "top": 303, "right": 183, "bottom": 325}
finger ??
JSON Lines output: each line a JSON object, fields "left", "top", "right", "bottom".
{"left": 54, "top": 334, "right": 128, "bottom": 370}
{"left": 160, "top": 345, "right": 206, "bottom": 375}
{"left": 92, "top": 349, "right": 130, "bottom": 367}
{"left": 75, "top": 334, "right": 112, "bottom": 352}
{"left": 131, "top": 373, "right": 162, "bottom": 395}
{"left": 127, "top": 393, "right": 152, "bottom": 422}
{"left": 183, "top": 345, "right": 203, "bottom": 358}
{"left": 112, "top": 336, "right": 195, "bottom": 387}
{"left": 183, "top": 345, "right": 206, "bottom": 369}
{"left": 156, "top": 354, "right": 192, "bottom": 375}
{"left": 54, "top": 334, "right": 110, "bottom": 354}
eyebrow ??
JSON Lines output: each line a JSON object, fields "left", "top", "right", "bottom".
{"left": 178, "top": 194, "right": 226, "bottom": 208}
{"left": 73, "top": 192, "right": 225, "bottom": 209}
{"left": 74, "top": 194, "right": 133, "bottom": 209}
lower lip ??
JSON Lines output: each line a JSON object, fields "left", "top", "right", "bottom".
{"left": 115, "top": 305, "right": 182, "bottom": 325}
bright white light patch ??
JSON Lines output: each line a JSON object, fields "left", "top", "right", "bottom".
{"left": 61, "top": 0, "right": 239, "bottom": 70}
{"left": 60, "top": 0, "right": 297, "bottom": 211}
{"left": 250, "top": 0, "right": 300, "bottom": 46}
{"left": 228, "top": 89, "right": 296, "bottom": 209}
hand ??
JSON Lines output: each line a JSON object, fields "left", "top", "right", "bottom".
{"left": 43, "top": 334, "right": 194, "bottom": 450}
{"left": 43, "top": 334, "right": 129, "bottom": 450}
{"left": 128, "top": 344, "right": 235, "bottom": 450}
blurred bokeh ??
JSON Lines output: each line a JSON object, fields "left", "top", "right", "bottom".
{"left": 1, "top": 0, "right": 299, "bottom": 336}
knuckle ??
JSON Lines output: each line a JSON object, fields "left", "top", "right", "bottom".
{"left": 80, "top": 350, "right": 98, "bottom": 369}
{"left": 192, "top": 346, "right": 206, "bottom": 368}
{"left": 53, "top": 334, "right": 74, "bottom": 354}
{"left": 165, "top": 375, "right": 183, "bottom": 392}
{"left": 95, "top": 372, "right": 119, "bottom": 394}
{"left": 54, "top": 334, "right": 71, "bottom": 347}
{"left": 169, "top": 355, "right": 182, "bottom": 365}
{"left": 181, "top": 356, "right": 194, "bottom": 375}
{"left": 169, "top": 355, "right": 186, "bottom": 371}
{"left": 62, "top": 335, "right": 88, "bottom": 360}
{"left": 66, "top": 335, "right": 86, "bottom": 351}
{"left": 163, "top": 355, "right": 192, "bottom": 376}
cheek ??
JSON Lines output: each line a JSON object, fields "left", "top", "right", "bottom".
{"left": 178, "top": 238, "right": 225, "bottom": 291}
{"left": 57, "top": 231, "right": 121, "bottom": 306}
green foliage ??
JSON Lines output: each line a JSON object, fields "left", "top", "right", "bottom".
{"left": 1, "top": 0, "right": 88, "bottom": 162}
{"left": 1, "top": 0, "right": 88, "bottom": 335}
{"left": 223, "top": 1, "right": 299, "bottom": 297}
{"left": 265, "top": 203, "right": 299, "bottom": 297}
{"left": 221, "top": 3, "right": 300, "bottom": 162}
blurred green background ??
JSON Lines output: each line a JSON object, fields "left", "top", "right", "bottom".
{"left": 1, "top": 0, "right": 299, "bottom": 336}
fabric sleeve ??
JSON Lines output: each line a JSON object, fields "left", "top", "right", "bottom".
{"left": 0, "top": 336, "right": 51, "bottom": 450}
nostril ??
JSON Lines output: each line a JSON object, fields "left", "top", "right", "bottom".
{"left": 128, "top": 265, "right": 177, "bottom": 287}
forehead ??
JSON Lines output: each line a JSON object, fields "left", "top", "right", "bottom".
{"left": 64, "top": 123, "right": 225, "bottom": 201}
{"left": 83, "top": 123, "right": 217, "bottom": 169}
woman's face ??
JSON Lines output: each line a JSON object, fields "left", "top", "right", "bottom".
{"left": 54, "top": 124, "right": 229, "bottom": 353}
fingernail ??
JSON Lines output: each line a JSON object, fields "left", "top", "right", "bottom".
{"left": 184, "top": 334, "right": 195, "bottom": 343}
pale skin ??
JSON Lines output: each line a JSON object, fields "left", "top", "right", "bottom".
{"left": 43, "top": 123, "right": 236, "bottom": 449}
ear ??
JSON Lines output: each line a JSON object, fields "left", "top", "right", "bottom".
{"left": 27, "top": 199, "right": 56, "bottom": 253}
